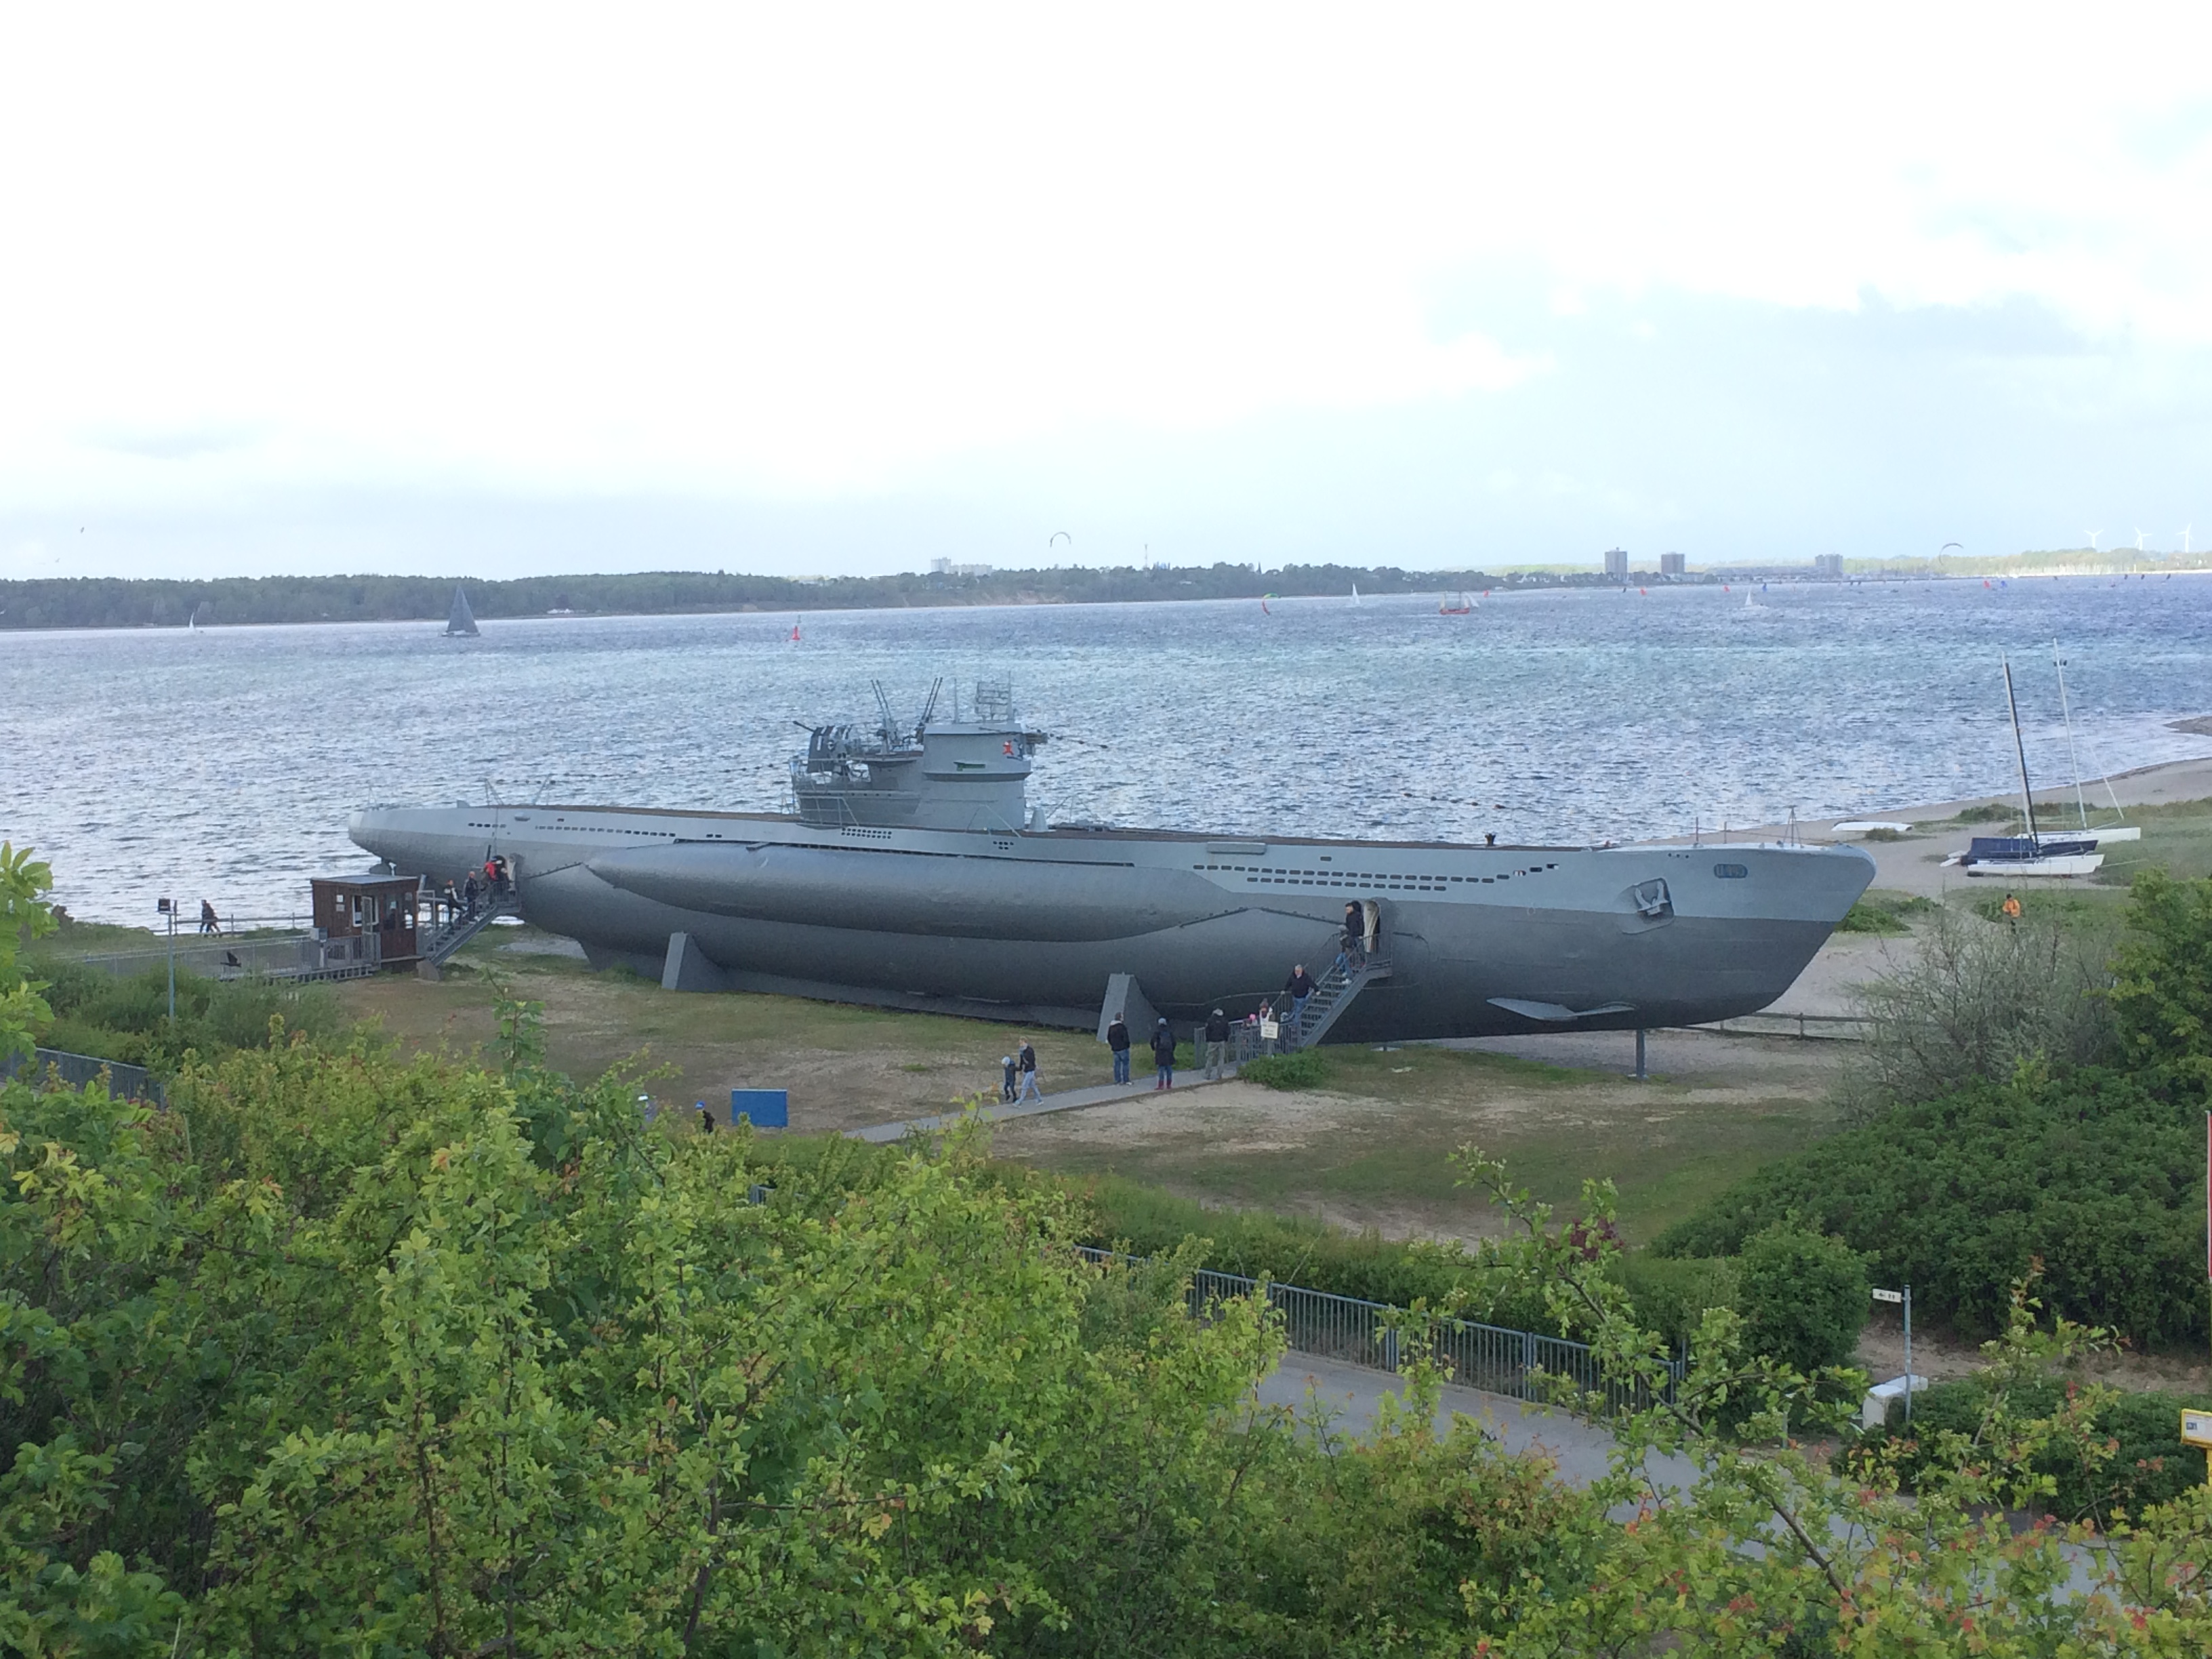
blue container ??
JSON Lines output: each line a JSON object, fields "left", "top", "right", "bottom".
{"left": 730, "top": 1088, "right": 789, "bottom": 1128}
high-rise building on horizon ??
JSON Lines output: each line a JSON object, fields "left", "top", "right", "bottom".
{"left": 1603, "top": 547, "right": 1629, "bottom": 581}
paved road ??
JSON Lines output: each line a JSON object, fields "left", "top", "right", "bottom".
{"left": 1256, "top": 1351, "right": 1696, "bottom": 1495}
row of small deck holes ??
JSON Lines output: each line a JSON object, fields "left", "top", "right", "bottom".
{"left": 1193, "top": 863, "right": 1560, "bottom": 888}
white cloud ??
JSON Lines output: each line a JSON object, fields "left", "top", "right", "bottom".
{"left": 1, "top": 2, "right": 2208, "bottom": 562}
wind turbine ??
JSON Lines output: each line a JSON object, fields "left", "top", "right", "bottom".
{"left": 2178, "top": 525, "right": 2192, "bottom": 554}
{"left": 2085, "top": 529, "right": 2101, "bottom": 551}
{"left": 2134, "top": 528, "right": 2147, "bottom": 551}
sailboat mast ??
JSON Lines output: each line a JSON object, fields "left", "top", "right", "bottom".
{"left": 2003, "top": 658, "right": 2041, "bottom": 845}
{"left": 2052, "top": 640, "right": 2089, "bottom": 830}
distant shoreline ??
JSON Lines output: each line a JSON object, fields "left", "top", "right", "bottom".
{"left": 6, "top": 560, "right": 2209, "bottom": 632}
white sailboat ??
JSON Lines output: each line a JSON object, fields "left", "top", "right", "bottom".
{"left": 1952, "top": 659, "right": 2104, "bottom": 878}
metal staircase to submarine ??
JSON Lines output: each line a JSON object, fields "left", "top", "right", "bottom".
{"left": 1280, "top": 955, "right": 1392, "bottom": 1050}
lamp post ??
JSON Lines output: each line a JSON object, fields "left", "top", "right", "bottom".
{"left": 156, "top": 897, "right": 176, "bottom": 1021}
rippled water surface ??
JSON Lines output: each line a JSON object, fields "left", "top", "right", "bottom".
{"left": 6, "top": 577, "right": 2210, "bottom": 922}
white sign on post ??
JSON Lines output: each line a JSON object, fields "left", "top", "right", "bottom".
{"left": 1871, "top": 1288, "right": 1904, "bottom": 1304}
{"left": 2183, "top": 1410, "right": 2212, "bottom": 1450}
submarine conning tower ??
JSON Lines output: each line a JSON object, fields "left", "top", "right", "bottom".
{"left": 790, "top": 682, "right": 1048, "bottom": 833}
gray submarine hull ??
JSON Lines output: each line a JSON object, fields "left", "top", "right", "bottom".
{"left": 346, "top": 802, "right": 1874, "bottom": 1041}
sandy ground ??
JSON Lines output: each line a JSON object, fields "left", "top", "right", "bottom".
{"left": 1703, "top": 753, "right": 2212, "bottom": 901}
{"left": 1855, "top": 1319, "right": 2212, "bottom": 1396}
{"left": 989, "top": 1029, "right": 1847, "bottom": 1246}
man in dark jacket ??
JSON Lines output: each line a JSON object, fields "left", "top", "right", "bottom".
{"left": 1285, "top": 964, "right": 1317, "bottom": 1029}
{"left": 1017, "top": 1040, "right": 1042, "bottom": 1103}
{"left": 1343, "top": 901, "right": 1364, "bottom": 960}
{"left": 1149, "top": 1017, "right": 1177, "bottom": 1090}
{"left": 1203, "top": 1008, "right": 1231, "bottom": 1080}
{"left": 1106, "top": 1011, "right": 1132, "bottom": 1084}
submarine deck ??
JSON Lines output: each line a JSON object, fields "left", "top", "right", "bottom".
{"left": 462, "top": 800, "right": 1602, "bottom": 856}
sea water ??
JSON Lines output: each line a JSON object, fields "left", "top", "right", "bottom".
{"left": 4, "top": 577, "right": 2209, "bottom": 922}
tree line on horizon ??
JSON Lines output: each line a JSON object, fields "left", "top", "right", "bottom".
{"left": 0, "top": 564, "right": 1515, "bottom": 629}
{"left": 8, "top": 545, "right": 2201, "bottom": 629}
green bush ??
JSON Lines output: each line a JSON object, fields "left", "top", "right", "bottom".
{"left": 1656, "top": 1065, "right": 2207, "bottom": 1347}
{"left": 1617, "top": 1253, "right": 1740, "bottom": 1347}
{"left": 29, "top": 957, "right": 347, "bottom": 1071}
{"left": 1852, "top": 1376, "right": 2212, "bottom": 1523}
{"left": 1734, "top": 1226, "right": 1868, "bottom": 1372}
{"left": 1071, "top": 1175, "right": 1736, "bottom": 1343}
{"left": 2107, "top": 869, "right": 2212, "bottom": 1097}
{"left": 1240, "top": 1050, "right": 1328, "bottom": 1090}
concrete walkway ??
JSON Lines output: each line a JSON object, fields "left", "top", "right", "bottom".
{"left": 1261, "top": 1354, "right": 2103, "bottom": 1594}
{"left": 1256, "top": 1351, "right": 1695, "bottom": 1494}
{"left": 845, "top": 1065, "right": 1243, "bottom": 1143}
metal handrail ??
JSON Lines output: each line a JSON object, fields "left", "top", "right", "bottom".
{"left": 1073, "top": 1244, "right": 1681, "bottom": 1416}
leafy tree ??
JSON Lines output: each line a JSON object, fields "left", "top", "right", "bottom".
{"left": 0, "top": 841, "right": 56, "bottom": 1063}
{"left": 1456, "top": 1145, "right": 2212, "bottom": 1654}
{"left": 2108, "top": 868, "right": 2212, "bottom": 1096}
{"left": 1834, "top": 898, "right": 2117, "bottom": 1125}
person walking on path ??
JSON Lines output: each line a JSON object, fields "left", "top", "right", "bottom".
{"left": 1204, "top": 1008, "right": 1230, "bottom": 1080}
{"left": 1149, "top": 1017, "right": 1177, "bottom": 1090}
{"left": 1285, "top": 964, "right": 1316, "bottom": 1030}
{"left": 1107, "top": 1011, "right": 1132, "bottom": 1084}
{"left": 199, "top": 899, "right": 221, "bottom": 936}
{"left": 1000, "top": 1054, "right": 1018, "bottom": 1103}
{"left": 1017, "top": 1040, "right": 1042, "bottom": 1103}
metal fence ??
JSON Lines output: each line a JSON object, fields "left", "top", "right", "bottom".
{"left": 56, "top": 930, "right": 391, "bottom": 983}
{"left": 1, "top": 1047, "right": 165, "bottom": 1107}
{"left": 65, "top": 933, "right": 322, "bottom": 979}
{"left": 1074, "top": 1245, "right": 1680, "bottom": 1416}
{"left": 1689, "top": 1010, "right": 1869, "bottom": 1042}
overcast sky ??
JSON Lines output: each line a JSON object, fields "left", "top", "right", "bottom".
{"left": 4, "top": 4, "right": 2209, "bottom": 580}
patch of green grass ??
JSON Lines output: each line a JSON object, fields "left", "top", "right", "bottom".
{"left": 1240, "top": 1051, "right": 1327, "bottom": 1090}
{"left": 1963, "top": 889, "right": 2114, "bottom": 925}
{"left": 1317, "top": 1043, "right": 1595, "bottom": 1094}
{"left": 2093, "top": 796, "right": 2212, "bottom": 886}
{"left": 1010, "top": 1042, "right": 1842, "bottom": 1245}
{"left": 1837, "top": 890, "right": 1938, "bottom": 934}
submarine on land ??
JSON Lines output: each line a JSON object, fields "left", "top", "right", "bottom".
{"left": 347, "top": 681, "right": 1875, "bottom": 1042}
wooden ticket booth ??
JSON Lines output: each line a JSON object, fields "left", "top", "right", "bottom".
{"left": 309, "top": 875, "right": 423, "bottom": 970}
